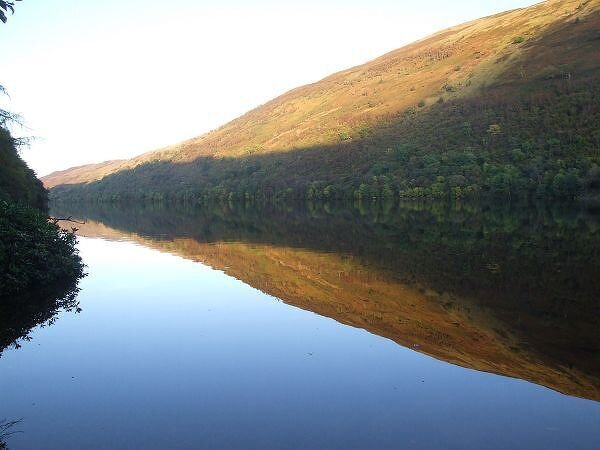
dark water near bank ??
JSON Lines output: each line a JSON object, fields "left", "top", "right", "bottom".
{"left": 1, "top": 202, "right": 599, "bottom": 449}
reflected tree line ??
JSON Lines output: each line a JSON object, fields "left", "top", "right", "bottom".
{"left": 52, "top": 200, "right": 600, "bottom": 309}
{"left": 51, "top": 200, "right": 600, "bottom": 310}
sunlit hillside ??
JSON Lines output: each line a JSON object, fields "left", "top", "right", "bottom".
{"left": 45, "top": 0, "right": 600, "bottom": 201}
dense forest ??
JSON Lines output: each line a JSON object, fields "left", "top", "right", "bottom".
{"left": 46, "top": 1, "right": 600, "bottom": 205}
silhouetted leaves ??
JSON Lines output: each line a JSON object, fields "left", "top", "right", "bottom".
{"left": 0, "top": 0, "right": 21, "bottom": 23}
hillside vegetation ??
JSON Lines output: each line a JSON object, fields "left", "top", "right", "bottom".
{"left": 0, "top": 98, "right": 85, "bottom": 355}
{"left": 0, "top": 127, "right": 47, "bottom": 210}
{"left": 45, "top": 0, "right": 600, "bottom": 202}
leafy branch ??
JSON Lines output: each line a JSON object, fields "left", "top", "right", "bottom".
{"left": 49, "top": 215, "right": 87, "bottom": 225}
{"left": 0, "top": 1, "right": 22, "bottom": 23}
{"left": 0, "top": 85, "right": 33, "bottom": 151}
{"left": 0, "top": 85, "right": 23, "bottom": 128}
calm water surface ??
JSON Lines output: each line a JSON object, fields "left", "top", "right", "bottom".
{"left": 1, "top": 203, "right": 599, "bottom": 449}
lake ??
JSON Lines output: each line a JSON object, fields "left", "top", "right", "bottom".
{"left": 1, "top": 202, "right": 599, "bottom": 449}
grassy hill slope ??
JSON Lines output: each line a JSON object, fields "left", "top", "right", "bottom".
{"left": 45, "top": 0, "right": 600, "bottom": 202}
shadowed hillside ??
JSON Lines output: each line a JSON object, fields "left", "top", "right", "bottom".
{"left": 53, "top": 202, "right": 600, "bottom": 400}
{"left": 45, "top": 0, "right": 600, "bottom": 202}
{"left": 0, "top": 127, "right": 47, "bottom": 210}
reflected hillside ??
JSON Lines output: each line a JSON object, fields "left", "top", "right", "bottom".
{"left": 53, "top": 202, "right": 600, "bottom": 400}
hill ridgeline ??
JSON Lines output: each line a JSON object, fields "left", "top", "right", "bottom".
{"left": 45, "top": 0, "right": 600, "bottom": 203}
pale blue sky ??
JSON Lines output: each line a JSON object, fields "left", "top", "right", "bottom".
{"left": 0, "top": 0, "right": 539, "bottom": 175}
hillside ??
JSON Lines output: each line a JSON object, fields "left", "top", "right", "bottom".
{"left": 45, "top": 0, "right": 600, "bottom": 202}
{"left": 0, "top": 127, "right": 47, "bottom": 210}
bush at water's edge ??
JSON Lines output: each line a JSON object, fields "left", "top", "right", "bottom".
{"left": 0, "top": 200, "right": 85, "bottom": 296}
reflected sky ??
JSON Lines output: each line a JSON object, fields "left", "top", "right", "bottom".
{"left": 1, "top": 237, "right": 599, "bottom": 450}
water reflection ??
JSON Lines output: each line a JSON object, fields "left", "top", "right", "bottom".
{"left": 0, "top": 419, "right": 21, "bottom": 449}
{"left": 0, "top": 278, "right": 81, "bottom": 357}
{"left": 52, "top": 201, "right": 600, "bottom": 401}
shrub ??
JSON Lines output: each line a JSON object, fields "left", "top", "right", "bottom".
{"left": 0, "top": 200, "right": 86, "bottom": 354}
{"left": 0, "top": 201, "right": 85, "bottom": 296}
